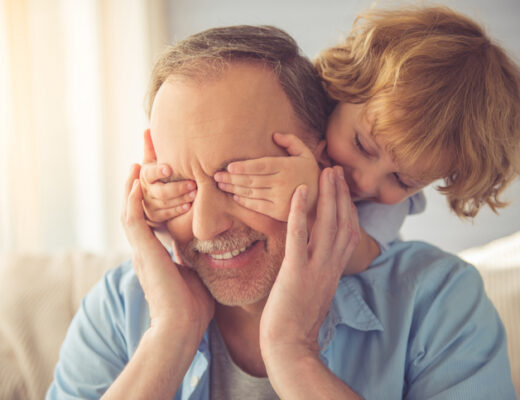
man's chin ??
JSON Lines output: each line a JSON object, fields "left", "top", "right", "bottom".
{"left": 179, "top": 246, "right": 284, "bottom": 308}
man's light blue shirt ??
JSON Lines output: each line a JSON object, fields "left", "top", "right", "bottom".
{"left": 46, "top": 240, "right": 516, "bottom": 399}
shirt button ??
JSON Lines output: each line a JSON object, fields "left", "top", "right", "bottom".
{"left": 191, "top": 375, "right": 199, "bottom": 387}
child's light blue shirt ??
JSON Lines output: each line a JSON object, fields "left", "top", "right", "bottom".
{"left": 357, "top": 191, "right": 426, "bottom": 251}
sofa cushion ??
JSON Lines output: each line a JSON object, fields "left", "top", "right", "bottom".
{"left": 0, "top": 252, "right": 127, "bottom": 400}
{"left": 459, "top": 230, "right": 520, "bottom": 397}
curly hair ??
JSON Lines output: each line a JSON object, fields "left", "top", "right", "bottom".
{"left": 316, "top": 6, "right": 520, "bottom": 217}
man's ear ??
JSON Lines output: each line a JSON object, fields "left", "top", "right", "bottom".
{"left": 313, "top": 139, "right": 332, "bottom": 168}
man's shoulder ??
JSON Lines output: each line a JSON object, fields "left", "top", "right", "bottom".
{"left": 101, "top": 259, "right": 139, "bottom": 292}
{"left": 365, "top": 240, "right": 480, "bottom": 291}
{"left": 335, "top": 240, "right": 486, "bottom": 322}
{"left": 82, "top": 259, "right": 145, "bottom": 321}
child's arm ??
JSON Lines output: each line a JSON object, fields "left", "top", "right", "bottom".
{"left": 213, "top": 133, "right": 320, "bottom": 221}
{"left": 214, "top": 132, "right": 380, "bottom": 274}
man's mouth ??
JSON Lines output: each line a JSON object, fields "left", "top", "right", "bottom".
{"left": 199, "top": 240, "right": 262, "bottom": 269}
{"left": 208, "top": 243, "right": 252, "bottom": 260}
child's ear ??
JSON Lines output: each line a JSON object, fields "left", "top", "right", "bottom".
{"left": 313, "top": 140, "right": 332, "bottom": 168}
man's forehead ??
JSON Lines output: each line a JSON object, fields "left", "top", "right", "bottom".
{"left": 151, "top": 63, "right": 302, "bottom": 179}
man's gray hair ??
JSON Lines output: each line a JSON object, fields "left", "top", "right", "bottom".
{"left": 147, "top": 25, "right": 332, "bottom": 140}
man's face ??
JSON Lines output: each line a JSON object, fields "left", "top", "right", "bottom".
{"left": 150, "top": 63, "right": 308, "bottom": 306}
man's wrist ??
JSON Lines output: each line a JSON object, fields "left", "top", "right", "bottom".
{"left": 265, "top": 349, "right": 362, "bottom": 400}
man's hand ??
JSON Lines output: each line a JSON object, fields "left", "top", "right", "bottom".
{"left": 123, "top": 163, "right": 213, "bottom": 331}
{"left": 259, "top": 166, "right": 362, "bottom": 400}
{"left": 213, "top": 133, "right": 320, "bottom": 221}
{"left": 102, "top": 164, "right": 214, "bottom": 399}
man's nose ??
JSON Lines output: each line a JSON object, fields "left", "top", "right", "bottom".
{"left": 191, "top": 182, "right": 233, "bottom": 241}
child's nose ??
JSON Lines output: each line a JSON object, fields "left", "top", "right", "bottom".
{"left": 354, "top": 169, "right": 380, "bottom": 197}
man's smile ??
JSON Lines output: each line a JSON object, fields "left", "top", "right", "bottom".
{"left": 202, "top": 241, "right": 263, "bottom": 269}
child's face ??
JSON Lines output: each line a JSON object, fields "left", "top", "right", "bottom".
{"left": 326, "top": 102, "right": 428, "bottom": 204}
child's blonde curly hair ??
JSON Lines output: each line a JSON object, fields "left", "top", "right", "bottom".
{"left": 316, "top": 6, "right": 520, "bottom": 217}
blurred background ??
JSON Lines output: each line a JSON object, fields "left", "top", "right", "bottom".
{"left": 1, "top": 0, "right": 519, "bottom": 255}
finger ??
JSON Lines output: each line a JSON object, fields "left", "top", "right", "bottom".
{"left": 146, "top": 180, "right": 197, "bottom": 200}
{"left": 143, "top": 202, "right": 192, "bottom": 223}
{"left": 232, "top": 195, "right": 287, "bottom": 221}
{"left": 122, "top": 164, "right": 142, "bottom": 217}
{"left": 141, "top": 162, "right": 173, "bottom": 184}
{"left": 272, "top": 132, "right": 313, "bottom": 157}
{"left": 172, "top": 241, "right": 186, "bottom": 266}
{"left": 308, "top": 168, "right": 337, "bottom": 260}
{"left": 332, "top": 167, "right": 359, "bottom": 261}
{"left": 283, "top": 184, "right": 309, "bottom": 267}
{"left": 143, "top": 129, "right": 157, "bottom": 164}
{"left": 226, "top": 157, "right": 281, "bottom": 175}
{"left": 124, "top": 179, "right": 156, "bottom": 244}
{"left": 145, "top": 189, "right": 197, "bottom": 210}
{"left": 216, "top": 182, "right": 272, "bottom": 200}
{"left": 126, "top": 181, "right": 185, "bottom": 290}
{"left": 214, "top": 171, "right": 276, "bottom": 188}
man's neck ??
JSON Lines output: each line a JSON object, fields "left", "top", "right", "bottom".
{"left": 214, "top": 299, "right": 267, "bottom": 377}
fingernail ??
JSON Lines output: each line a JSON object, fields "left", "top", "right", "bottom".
{"left": 300, "top": 185, "right": 308, "bottom": 200}
{"left": 182, "top": 203, "right": 190, "bottom": 211}
{"left": 188, "top": 190, "right": 196, "bottom": 198}
{"left": 161, "top": 167, "right": 169, "bottom": 176}
{"left": 328, "top": 168, "right": 335, "bottom": 183}
{"left": 186, "top": 182, "right": 195, "bottom": 190}
{"left": 336, "top": 168, "right": 345, "bottom": 180}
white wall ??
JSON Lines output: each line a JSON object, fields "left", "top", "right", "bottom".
{"left": 167, "top": 0, "right": 520, "bottom": 253}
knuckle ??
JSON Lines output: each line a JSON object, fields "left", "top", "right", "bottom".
{"left": 256, "top": 161, "right": 266, "bottom": 172}
{"left": 326, "top": 224, "right": 338, "bottom": 238}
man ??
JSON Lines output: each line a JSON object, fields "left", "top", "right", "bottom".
{"left": 47, "top": 26, "right": 515, "bottom": 399}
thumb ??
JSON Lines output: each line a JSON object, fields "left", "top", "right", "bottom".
{"left": 143, "top": 129, "right": 157, "bottom": 164}
{"left": 273, "top": 132, "right": 312, "bottom": 158}
{"left": 283, "top": 184, "right": 309, "bottom": 269}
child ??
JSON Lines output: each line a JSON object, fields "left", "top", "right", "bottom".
{"left": 140, "top": 6, "right": 520, "bottom": 269}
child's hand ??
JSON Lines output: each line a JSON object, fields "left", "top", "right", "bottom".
{"left": 213, "top": 133, "right": 320, "bottom": 221}
{"left": 139, "top": 129, "right": 197, "bottom": 228}
{"left": 140, "top": 164, "right": 197, "bottom": 227}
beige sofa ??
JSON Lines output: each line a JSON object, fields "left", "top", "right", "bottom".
{"left": 1, "top": 232, "right": 519, "bottom": 399}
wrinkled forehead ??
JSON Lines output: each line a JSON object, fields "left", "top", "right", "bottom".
{"left": 150, "top": 64, "right": 304, "bottom": 178}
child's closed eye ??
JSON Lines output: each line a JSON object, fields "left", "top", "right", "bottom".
{"left": 354, "top": 133, "right": 373, "bottom": 158}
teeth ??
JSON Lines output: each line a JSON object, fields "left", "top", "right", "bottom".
{"left": 210, "top": 246, "right": 248, "bottom": 260}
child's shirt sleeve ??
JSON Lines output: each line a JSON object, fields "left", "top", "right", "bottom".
{"left": 356, "top": 191, "right": 426, "bottom": 252}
